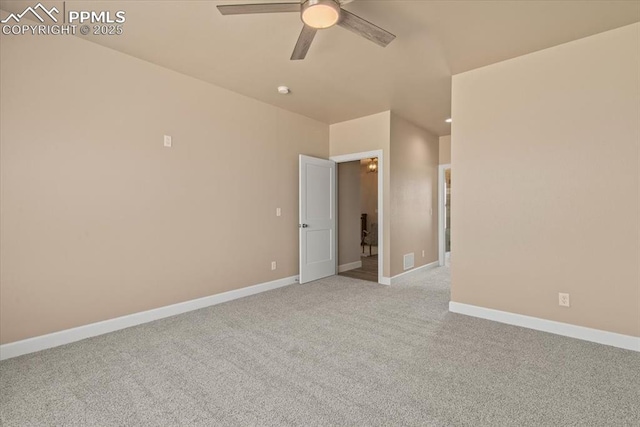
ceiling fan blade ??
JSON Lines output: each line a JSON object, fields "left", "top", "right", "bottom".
{"left": 291, "top": 25, "right": 317, "bottom": 60}
{"left": 217, "top": 2, "right": 301, "bottom": 15}
{"left": 337, "top": 9, "right": 395, "bottom": 47}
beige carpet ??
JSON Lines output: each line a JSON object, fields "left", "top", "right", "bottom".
{"left": 1, "top": 266, "right": 639, "bottom": 426}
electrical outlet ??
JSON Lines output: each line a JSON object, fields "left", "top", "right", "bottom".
{"left": 276, "top": 208, "right": 281, "bottom": 217}
{"left": 422, "top": 250, "right": 425, "bottom": 257}
{"left": 271, "top": 261, "right": 277, "bottom": 271}
{"left": 559, "top": 293, "right": 570, "bottom": 307}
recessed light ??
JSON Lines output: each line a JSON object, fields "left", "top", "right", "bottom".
{"left": 277, "top": 86, "right": 290, "bottom": 95}
{"left": 445, "top": 118, "right": 452, "bottom": 123}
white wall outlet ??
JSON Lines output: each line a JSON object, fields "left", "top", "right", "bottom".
{"left": 276, "top": 208, "right": 281, "bottom": 217}
{"left": 163, "top": 135, "right": 172, "bottom": 147}
{"left": 559, "top": 293, "right": 570, "bottom": 307}
{"left": 422, "top": 250, "right": 425, "bottom": 257}
{"left": 271, "top": 261, "right": 277, "bottom": 271}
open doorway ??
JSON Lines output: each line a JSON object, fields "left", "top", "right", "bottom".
{"left": 331, "top": 150, "right": 384, "bottom": 284}
{"left": 438, "top": 164, "right": 451, "bottom": 266}
{"left": 336, "top": 158, "right": 379, "bottom": 282}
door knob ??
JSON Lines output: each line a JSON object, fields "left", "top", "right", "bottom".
{"left": 300, "top": 224, "right": 309, "bottom": 228}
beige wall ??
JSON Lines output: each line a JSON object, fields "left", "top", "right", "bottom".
{"left": 451, "top": 23, "right": 639, "bottom": 337}
{"left": 0, "top": 30, "right": 328, "bottom": 344}
{"left": 330, "top": 111, "right": 391, "bottom": 157}
{"left": 390, "top": 114, "right": 440, "bottom": 277}
{"left": 330, "top": 111, "right": 391, "bottom": 278}
{"left": 439, "top": 135, "right": 451, "bottom": 164}
{"left": 338, "top": 162, "right": 361, "bottom": 267}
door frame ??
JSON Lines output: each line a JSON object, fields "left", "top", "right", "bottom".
{"left": 330, "top": 150, "right": 384, "bottom": 285}
{"left": 438, "top": 163, "right": 451, "bottom": 266}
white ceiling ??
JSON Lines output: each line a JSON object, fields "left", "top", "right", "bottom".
{"left": 2, "top": 0, "right": 639, "bottom": 135}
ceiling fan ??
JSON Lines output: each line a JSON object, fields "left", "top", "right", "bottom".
{"left": 217, "top": 0, "right": 396, "bottom": 60}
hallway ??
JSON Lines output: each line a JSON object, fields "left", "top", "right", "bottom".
{"left": 339, "top": 255, "right": 378, "bottom": 283}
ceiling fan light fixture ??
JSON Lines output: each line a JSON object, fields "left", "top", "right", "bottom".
{"left": 367, "top": 158, "right": 378, "bottom": 173}
{"left": 301, "top": 0, "right": 341, "bottom": 29}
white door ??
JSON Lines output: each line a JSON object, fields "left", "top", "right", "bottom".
{"left": 299, "top": 155, "right": 336, "bottom": 284}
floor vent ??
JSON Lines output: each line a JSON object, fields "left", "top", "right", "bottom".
{"left": 403, "top": 253, "right": 415, "bottom": 271}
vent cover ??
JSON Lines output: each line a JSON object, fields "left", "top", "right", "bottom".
{"left": 403, "top": 253, "right": 415, "bottom": 271}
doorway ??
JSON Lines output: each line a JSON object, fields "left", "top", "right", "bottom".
{"left": 330, "top": 150, "right": 384, "bottom": 284}
{"left": 438, "top": 164, "right": 451, "bottom": 266}
{"left": 336, "top": 158, "right": 379, "bottom": 282}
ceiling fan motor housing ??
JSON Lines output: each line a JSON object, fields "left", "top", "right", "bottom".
{"left": 301, "top": 0, "right": 341, "bottom": 29}
{"left": 216, "top": 0, "right": 395, "bottom": 60}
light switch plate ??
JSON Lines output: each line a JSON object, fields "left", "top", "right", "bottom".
{"left": 164, "top": 135, "right": 172, "bottom": 147}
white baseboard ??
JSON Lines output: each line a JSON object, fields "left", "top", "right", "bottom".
{"left": 379, "top": 277, "right": 391, "bottom": 286}
{"left": 391, "top": 260, "right": 439, "bottom": 284}
{"left": 449, "top": 301, "right": 639, "bottom": 352}
{"left": 338, "top": 260, "right": 362, "bottom": 273}
{"left": 0, "top": 275, "right": 299, "bottom": 361}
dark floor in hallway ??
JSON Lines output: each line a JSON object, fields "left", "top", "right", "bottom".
{"left": 339, "top": 255, "right": 378, "bottom": 282}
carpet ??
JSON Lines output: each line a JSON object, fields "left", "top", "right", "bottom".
{"left": 1, "top": 266, "right": 638, "bottom": 426}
